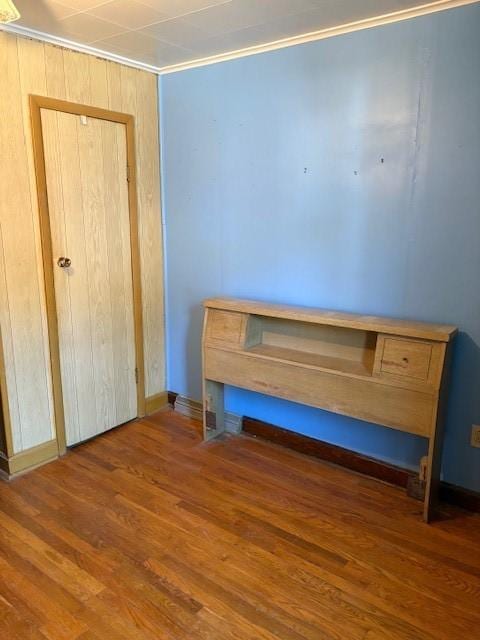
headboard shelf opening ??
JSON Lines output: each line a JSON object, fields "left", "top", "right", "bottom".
{"left": 245, "top": 315, "right": 377, "bottom": 377}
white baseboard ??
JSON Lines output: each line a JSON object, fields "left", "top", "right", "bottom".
{"left": 173, "top": 395, "right": 242, "bottom": 434}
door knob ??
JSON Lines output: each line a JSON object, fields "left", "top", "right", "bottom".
{"left": 57, "top": 257, "right": 71, "bottom": 268}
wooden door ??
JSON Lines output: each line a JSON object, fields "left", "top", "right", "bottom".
{"left": 41, "top": 109, "right": 137, "bottom": 446}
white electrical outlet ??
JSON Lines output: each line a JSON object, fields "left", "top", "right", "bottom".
{"left": 471, "top": 425, "right": 480, "bottom": 448}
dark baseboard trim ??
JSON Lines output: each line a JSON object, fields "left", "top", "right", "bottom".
{"left": 167, "top": 391, "right": 179, "bottom": 407}
{"left": 439, "top": 482, "right": 480, "bottom": 513}
{"left": 243, "top": 417, "right": 413, "bottom": 488}
{"left": 242, "top": 416, "right": 480, "bottom": 514}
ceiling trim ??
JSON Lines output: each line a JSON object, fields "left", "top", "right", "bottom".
{"left": 159, "top": 0, "right": 479, "bottom": 74}
{"left": 0, "top": 23, "right": 160, "bottom": 74}
{"left": 0, "top": 0, "right": 477, "bottom": 76}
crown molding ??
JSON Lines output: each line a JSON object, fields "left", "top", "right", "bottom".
{"left": 159, "top": 0, "right": 479, "bottom": 74}
{"left": 0, "top": 23, "right": 160, "bottom": 74}
{"left": 0, "top": 0, "right": 478, "bottom": 77}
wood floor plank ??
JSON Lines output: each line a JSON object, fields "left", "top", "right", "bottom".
{"left": 1, "top": 408, "right": 479, "bottom": 639}
{"left": 89, "top": 425, "right": 480, "bottom": 619}
{"left": 57, "top": 418, "right": 480, "bottom": 632}
{"left": 0, "top": 554, "right": 87, "bottom": 640}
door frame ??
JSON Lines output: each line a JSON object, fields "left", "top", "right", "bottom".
{"left": 30, "top": 95, "right": 146, "bottom": 455}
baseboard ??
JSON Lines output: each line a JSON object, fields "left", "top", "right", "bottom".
{"left": 243, "top": 416, "right": 480, "bottom": 513}
{"left": 0, "top": 439, "right": 59, "bottom": 478}
{"left": 243, "top": 416, "right": 413, "bottom": 487}
{"left": 145, "top": 391, "right": 169, "bottom": 415}
{"left": 0, "top": 453, "right": 9, "bottom": 476}
{"left": 439, "top": 482, "right": 480, "bottom": 513}
{"left": 174, "top": 395, "right": 242, "bottom": 434}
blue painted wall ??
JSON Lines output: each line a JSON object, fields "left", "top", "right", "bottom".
{"left": 160, "top": 4, "right": 480, "bottom": 492}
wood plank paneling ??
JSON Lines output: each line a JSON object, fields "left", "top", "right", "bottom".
{"left": 0, "top": 322, "right": 13, "bottom": 458}
{"left": 63, "top": 49, "right": 91, "bottom": 104}
{"left": 17, "top": 38, "right": 56, "bottom": 450}
{"left": 88, "top": 56, "right": 109, "bottom": 109}
{"left": 44, "top": 44, "right": 66, "bottom": 99}
{"left": 135, "top": 71, "right": 165, "bottom": 398}
{"left": 0, "top": 33, "right": 53, "bottom": 452}
{"left": 106, "top": 60, "right": 123, "bottom": 112}
{"left": 0, "top": 221, "right": 19, "bottom": 456}
{"left": 0, "top": 32, "right": 165, "bottom": 454}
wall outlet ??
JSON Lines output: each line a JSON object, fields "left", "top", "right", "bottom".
{"left": 471, "top": 425, "right": 480, "bottom": 448}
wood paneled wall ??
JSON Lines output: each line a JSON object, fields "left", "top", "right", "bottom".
{"left": 0, "top": 32, "right": 165, "bottom": 455}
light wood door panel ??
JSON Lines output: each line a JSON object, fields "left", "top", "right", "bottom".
{"left": 41, "top": 109, "right": 136, "bottom": 446}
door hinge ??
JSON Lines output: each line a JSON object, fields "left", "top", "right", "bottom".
{"left": 135, "top": 367, "right": 139, "bottom": 384}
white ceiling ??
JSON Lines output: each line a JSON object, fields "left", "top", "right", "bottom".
{"left": 9, "top": 1, "right": 466, "bottom": 70}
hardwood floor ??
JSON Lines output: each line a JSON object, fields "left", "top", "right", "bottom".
{"left": 1, "top": 409, "right": 479, "bottom": 639}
